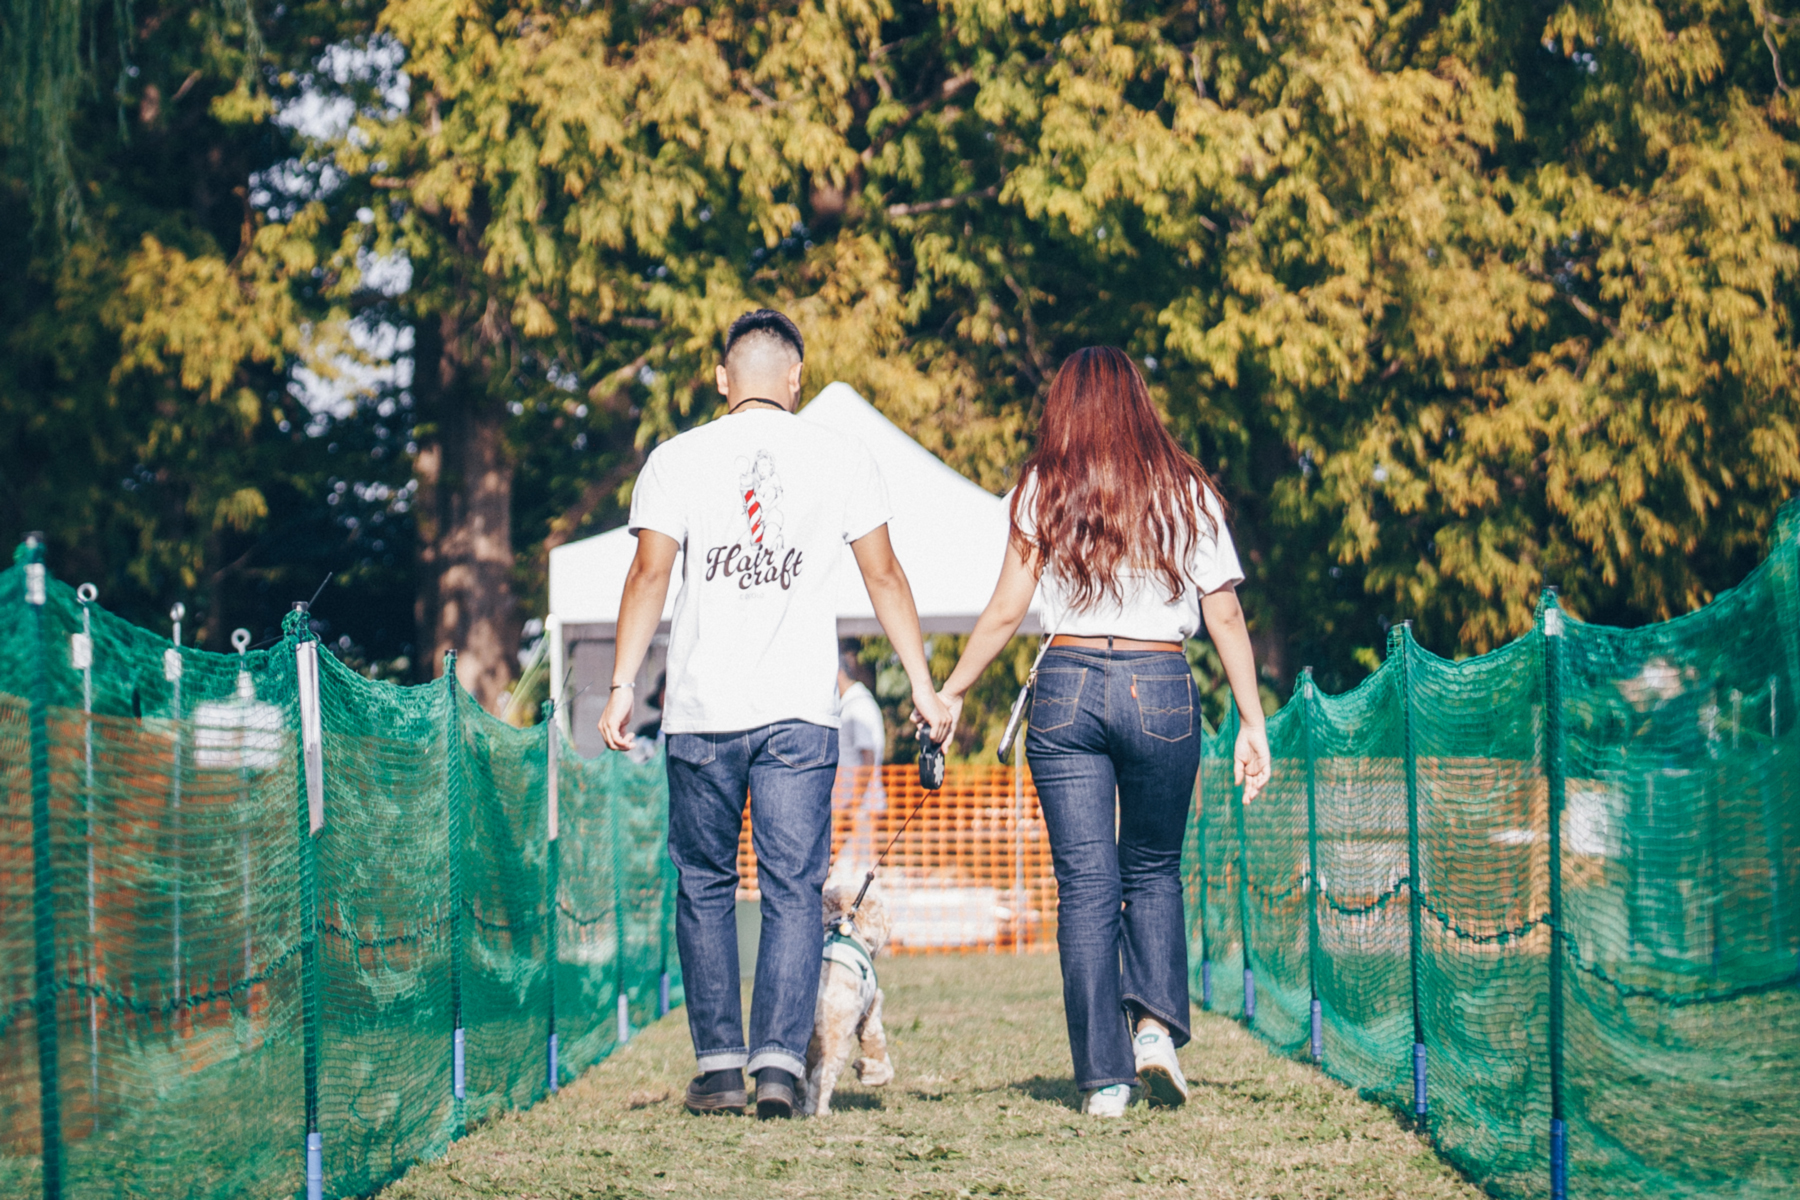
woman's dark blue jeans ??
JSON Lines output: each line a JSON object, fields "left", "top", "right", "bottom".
{"left": 1026, "top": 647, "right": 1200, "bottom": 1091}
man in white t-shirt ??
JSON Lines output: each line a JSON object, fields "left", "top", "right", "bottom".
{"left": 833, "top": 645, "right": 887, "bottom": 868}
{"left": 599, "top": 309, "right": 949, "bottom": 1120}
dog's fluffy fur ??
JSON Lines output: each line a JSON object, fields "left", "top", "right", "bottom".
{"left": 803, "top": 879, "right": 894, "bottom": 1116}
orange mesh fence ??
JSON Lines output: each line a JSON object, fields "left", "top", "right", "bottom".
{"left": 736, "top": 763, "right": 1058, "bottom": 953}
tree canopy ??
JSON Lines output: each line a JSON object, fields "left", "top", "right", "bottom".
{"left": 5, "top": 0, "right": 1797, "bottom": 730}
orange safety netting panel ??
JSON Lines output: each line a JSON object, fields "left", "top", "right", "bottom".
{"left": 736, "top": 763, "right": 1058, "bottom": 953}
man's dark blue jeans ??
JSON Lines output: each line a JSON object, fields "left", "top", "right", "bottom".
{"left": 1026, "top": 647, "right": 1200, "bottom": 1091}
{"left": 666, "top": 721, "right": 838, "bottom": 1082}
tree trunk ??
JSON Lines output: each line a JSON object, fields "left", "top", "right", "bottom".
{"left": 413, "top": 310, "right": 519, "bottom": 710}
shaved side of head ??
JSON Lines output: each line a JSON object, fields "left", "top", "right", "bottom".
{"left": 723, "top": 327, "right": 801, "bottom": 384}
{"left": 718, "top": 307, "right": 806, "bottom": 411}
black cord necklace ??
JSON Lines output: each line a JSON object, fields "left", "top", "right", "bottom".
{"left": 727, "top": 396, "right": 789, "bottom": 415}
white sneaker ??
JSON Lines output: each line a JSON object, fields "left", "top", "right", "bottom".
{"left": 1134, "top": 1027, "right": 1189, "bottom": 1108}
{"left": 1081, "top": 1083, "right": 1131, "bottom": 1117}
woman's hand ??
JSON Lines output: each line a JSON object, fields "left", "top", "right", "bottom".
{"left": 1234, "top": 722, "right": 1271, "bottom": 803}
{"left": 911, "top": 684, "right": 954, "bottom": 744}
{"left": 912, "top": 690, "right": 964, "bottom": 747}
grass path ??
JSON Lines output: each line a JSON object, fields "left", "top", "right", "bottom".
{"left": 380, "top": 955, "right": 1485, "bottom": 1200}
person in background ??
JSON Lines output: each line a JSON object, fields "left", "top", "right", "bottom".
{"left": 926, "top": 346, "right": 1270, "bottom": 1118}
{"left": 834, "top": 643, "right": 886, "bottom": 868}
{"left": 599, "top": 308, "right": 951, "bottom": 1120}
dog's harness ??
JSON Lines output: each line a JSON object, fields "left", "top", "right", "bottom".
{"left": 822, "top": 928, "right": 878, "bottom": 1007}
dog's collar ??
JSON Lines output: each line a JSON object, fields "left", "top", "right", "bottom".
{"left": 823, "top": 929, "right": 875, "bottom": 981}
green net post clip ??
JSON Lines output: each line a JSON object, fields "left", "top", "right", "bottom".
{"left": 290, "top": 602, "right": 325, "bottom": 833}
{"left": 546, "top": 702, "right": 560, "bottom": 843}
{"left": 20, "top": 532, "right": 46, "bottom": 605}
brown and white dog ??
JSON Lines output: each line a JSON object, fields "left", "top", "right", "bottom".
{"left": 803, "top": 878, "right": 894, "bottom": 1116}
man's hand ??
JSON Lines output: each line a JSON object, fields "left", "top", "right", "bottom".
{"left": 910, "top": 685, "right": 954, "bottom": 745}
{"left": 1235, "top": 723, "right": 1271, "bottom": 803}
{"left": 602, "top": 529, "right": 678, "bottom": 754}
{"left": 599, "top": 687, "right": 636, "bottom": 752}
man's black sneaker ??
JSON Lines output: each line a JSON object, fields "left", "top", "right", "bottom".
{"left": 684, "top": 1068, "right": 747, "bottom": 1115}
{"left": 755, "top": 1067, "right": 799, "bottom": 1120}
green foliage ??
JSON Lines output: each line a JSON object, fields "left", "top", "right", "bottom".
{"left": 9, "top": 0, "right": 1800, "bottom": 691}
{"left": 0, "top": 0, "right": 408, "bottom": 654}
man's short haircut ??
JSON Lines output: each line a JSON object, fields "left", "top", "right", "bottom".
{"left": 724, "top": 308, "right": 805, "bottom": 373}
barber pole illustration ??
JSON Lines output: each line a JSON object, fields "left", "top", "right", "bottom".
{"left": 737, "top": 451, "right": 785, "bottom": 553}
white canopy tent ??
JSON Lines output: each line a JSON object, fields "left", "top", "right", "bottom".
{"left": 547, "top": 382, "right": 1039, "bottom": 752}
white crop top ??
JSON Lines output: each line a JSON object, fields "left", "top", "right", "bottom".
{"left": 1015, "top": 475, "right": 1244, "bottom": 643}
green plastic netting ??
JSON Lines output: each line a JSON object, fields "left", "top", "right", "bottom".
{"left": 6, "top": 495, "right": 1800, "bottom": 1200}
{"left": 1186, "top": 506, "right": 1800, "bottom": 1200}
{"left": 0, "top": 541, "right": 679, "bottom": 1199}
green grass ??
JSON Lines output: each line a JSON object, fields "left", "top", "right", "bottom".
{"left": 376, "top": 954, "right": 1484, "bottom": 1200}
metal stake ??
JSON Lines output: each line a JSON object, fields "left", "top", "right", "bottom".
{"left": 168, "top": 602, "right": 185, "bottom": 1008}
{"left": 75, "top": 584, "right": 99, "bottom": 1107}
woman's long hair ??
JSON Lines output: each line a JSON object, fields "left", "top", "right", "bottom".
{"left": 1010, "top": 347, "right": 1225, "bottom": 610}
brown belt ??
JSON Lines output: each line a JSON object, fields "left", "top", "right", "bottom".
{"left": 1048, "top": 634, "right": 1184, "bottom": 653}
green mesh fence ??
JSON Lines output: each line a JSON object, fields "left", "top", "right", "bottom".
{"left": 1187, "top": 505, "right": 1800, "bottom": 1200}
{"left": 0, "top": 539, "right": 679, "bottom": 1199}
{"left": 7, "top": 500, "right": 1799, "bottom": 1200}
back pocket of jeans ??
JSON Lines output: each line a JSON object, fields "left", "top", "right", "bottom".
{"left": 1031, "top": 667, "right": 1087, "bottom": 732}
{"left": 1134, "top": 674, "right": 1194, "bottom": 742}
{"left": 667, "top": 733, "right": 717, "bottom": 767}
{"left": 767, "top": 722, "right": 836, "bottom": 769}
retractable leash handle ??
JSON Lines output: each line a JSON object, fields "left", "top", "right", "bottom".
{"left": 917, "top": 730, "right": 945, "bottom": 790}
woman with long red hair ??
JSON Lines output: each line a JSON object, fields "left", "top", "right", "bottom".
{"left": 931, "top": 347, "right": 1270, "bottom": 1116}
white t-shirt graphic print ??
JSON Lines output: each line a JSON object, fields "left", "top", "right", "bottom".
{"left": 628, "top": 409, "right": 891, "bottom": 733}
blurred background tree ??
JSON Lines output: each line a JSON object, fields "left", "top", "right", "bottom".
{"left": 6, "top": 0, "right": 1797, "bottom": 735}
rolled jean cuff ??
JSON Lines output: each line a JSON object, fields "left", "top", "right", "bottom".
{"left": 695, "top": 1048, "right": 749, "bottom": 1072}
{"left": 747, "top": 1045, "right": 807, "bottom": 1079}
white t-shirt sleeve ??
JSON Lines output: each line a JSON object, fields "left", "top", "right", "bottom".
{"left": 1010, "top": 471, "right": 1038, "bottom": 542}
{"left": 627, "top": 448, "right": 685, "bottom": 544}
{"left": 841, "top": 440, "right": 892, "bottom": 544}
{"left": 1191, "top": 486, "right": 1245, "bottom": 594}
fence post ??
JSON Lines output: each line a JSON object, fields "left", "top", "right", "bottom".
{"left": 22, "top": 537, "right": 64, "bottom": 1200}
{"left": 1543, "top": 592, "right": 1569, "bottom": 1200}
{"left": 445, "top": 653, "right": 466, "bottom": 1126}
{"left": 74, "top": 584, "right": 99, "bottom": 1108}
{"left": 1196, "top": 734, "right": 1211, "bottom": 1010}
{"left": 167, "top": 604, "right": 186, "bottom": 1006}
{"left": 1399, "top": 624, "right": 1427, "bottom": 1122}
{"left": 1302, "top": 668, "right": 1323, "bottom": 1064}
{"left": 1763, "top": 677, "right": 1792, "bottom": 977}
{"left": 611, "top": 774, "right": 630, "bottom": 1046}
{"left": 286, "top": 602, "right": 325, "bottom": 1200}
{"left": 1229, "top": 706, "right": 1255, "bottom": 1022}
{"left": 545, "top": 704, "right": 560, "bottom": 1093}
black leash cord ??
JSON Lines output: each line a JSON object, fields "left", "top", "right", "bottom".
{"left": 845, "top": 786, "right": 932, "bottom": 925}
